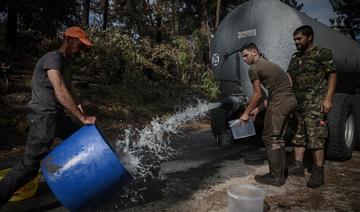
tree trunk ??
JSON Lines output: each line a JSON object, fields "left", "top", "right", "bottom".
{"left": 201, "top": 0, "right": 209, "bottom": 31}
{"left": 103, "top": 0, "right": 109, "bottom": 30}
{"left": 156, "top": 15, "right": 162, "bottom": 43}
{"left": 172, "top": 1, "right": 179, "bottom": 36}
{"left": 215, "top": 0, "right": 221, "bottom": 29}
{"left": 5, "top": 5, "right": 17, "bottom": 49}
{"left": 82, "top": 0, "right": 90, "bottom": 27}
{"left": 127, "top": 1, "right": 141, "bottom": 36}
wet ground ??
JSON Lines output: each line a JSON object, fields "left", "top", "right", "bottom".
{"left": 123, "top": 151, "right": 360, "bottom": 212}
{"left": 1, "top": 125, "right": 360, "bottom": 212}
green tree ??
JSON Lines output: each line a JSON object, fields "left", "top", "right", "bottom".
{"left": 2, "top": 0, "right": 81, "bottom": 50}
{"left": 281, "top": 0, "right": 303, "bottom": 11}
{"left": 82, "top": 0, "right": 90, "bottom": 28}
{"left": 329, "top": 0, "right": 360, "bottom": 40}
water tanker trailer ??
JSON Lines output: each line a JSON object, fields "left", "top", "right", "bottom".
{"left": 210, "top": 0, "right": 360, "bottom": 160}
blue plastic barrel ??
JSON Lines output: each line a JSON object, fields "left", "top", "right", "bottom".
{"left": 41, "top": 125, "right": 132, "bottom": 211}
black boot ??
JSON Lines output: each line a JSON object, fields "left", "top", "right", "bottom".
{"left": 255, "top": 145, "right": 286, "bottom": 187}
{"left": 307, "top": 165, "right": 324, "bottom": 188}
{"left": 288, "top": 160, "right": 305, "bottom": 177}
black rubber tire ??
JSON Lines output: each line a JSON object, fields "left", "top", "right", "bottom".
{"left": 210, "top": 107, "right": 233, "bottom": 148}
{"left": 326, "top": 93, "right": 357, "bottom": 161}
{"left": 354, "top": 95, "right": 360, "bottom": 150}
{"left": 244, "top": 150, "right": 267, "bottom": 160}
{"left": 217, "top": 130, "right": 233, "bottom": 148}
{"left": 244, "top": 150, "right": 266, "bottom": 165}
{"left": 244, "top": 155, "right": 265, "bottom": 165}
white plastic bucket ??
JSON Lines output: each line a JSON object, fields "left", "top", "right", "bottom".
{"left": 227, "top": 184, "right": 265, "bottom": 212}
{"left": 228, "top": 119, "right": 256, "bottom": 139}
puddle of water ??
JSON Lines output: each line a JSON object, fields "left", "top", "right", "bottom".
{"left": 115, "top": 100, "right": 221, "bottom": 179}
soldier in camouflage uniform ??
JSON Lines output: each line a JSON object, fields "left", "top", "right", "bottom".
{"left": 287, "top": 25, "right": 337, "bottom": 188}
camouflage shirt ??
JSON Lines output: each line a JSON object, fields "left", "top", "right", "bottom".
{"left": 287, "top": 46, "right": 336, "bottom": 111}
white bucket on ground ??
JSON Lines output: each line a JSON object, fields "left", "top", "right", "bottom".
{"left": 228, "top": 119, "right": 256, "bottom": 139}
{"left": 227, "top": 184, "right": 265, "bottom": 212}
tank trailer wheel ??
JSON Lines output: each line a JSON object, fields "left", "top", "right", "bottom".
{"left": 210, "top": 107, "right": 233, "bottom": 148}
{"left": 326, "top": 93, "right": 357, "bottom": 160}
{"left": 354, "top": 95, "right": 360, "bottom": 150}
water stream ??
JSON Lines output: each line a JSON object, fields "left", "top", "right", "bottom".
{"left": 115, "top": 100, "right": 221, "bottom": 179}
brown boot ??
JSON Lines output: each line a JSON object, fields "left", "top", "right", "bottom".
{"left": 307, "top": 165, "right": 324, "bottom": 188}
{"left": 255, "top": 145, "right": 286, "bottom": 187}
{"left": 288, "top": 160, "right": 305, "bottom": 177}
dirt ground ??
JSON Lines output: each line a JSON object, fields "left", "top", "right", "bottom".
{"left": 2, "top": 146, "right": 359, "bottom": 212}
{"left": 1, "top": 117, "right": 359, "bottom": 212}
{"left": 124, "top": 150, "right": 360, "bottom": 212}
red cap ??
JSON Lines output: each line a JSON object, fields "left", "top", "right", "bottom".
{"left": 64, "top": 26, "right": 93, "bottom": 47}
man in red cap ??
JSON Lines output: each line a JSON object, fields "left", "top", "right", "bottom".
{"left": 0, "top": 26, "right": 96, "bottom": 207}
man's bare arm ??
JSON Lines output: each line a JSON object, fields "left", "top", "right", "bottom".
{"left": 243, "top": 80, "right": 262, "bottom": 116}
{"left": 47, "top": 69, "right": 85, "bottom": 121}
{"left": 322, "top": 72, "right": 337, "bottom": 113}
{"left": 70, "top": 83, "right": 84, "bottom": 113}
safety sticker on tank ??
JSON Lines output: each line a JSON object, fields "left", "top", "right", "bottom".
{"left": 212, "top": 53, "right": 220, "bottom": 66}
{"left": 238, "top": 29, "right": 256, "bottom": 39}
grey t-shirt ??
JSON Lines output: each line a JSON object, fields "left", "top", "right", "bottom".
{"left": 28, "top": 50, "right": 70, "bottom": 113}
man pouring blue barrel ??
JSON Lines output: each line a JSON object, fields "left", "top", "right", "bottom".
{"left": 0, "top": 26, "right": 96, "bottom": 207}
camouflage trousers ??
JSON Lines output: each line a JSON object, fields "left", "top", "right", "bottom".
{"left": 262, "top": 94, "right": 297, "bottom": 150}
{"left": 291, "top": 109, "right": 328, "bottom": 149}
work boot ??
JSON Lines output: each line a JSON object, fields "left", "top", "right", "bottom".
{"left": 288, "top": 160, "right": 305, "bottom": 177}
{"left": 255, "top": 144, "right": 286, "bottom": 187}
{"left": 307, "top": 165, "right": 324, "bottom": 188}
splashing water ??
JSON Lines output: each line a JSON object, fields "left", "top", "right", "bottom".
{"left": 115, "top": 100, "right": 221, "bottom": 179}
